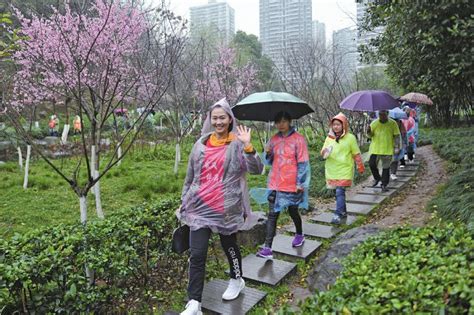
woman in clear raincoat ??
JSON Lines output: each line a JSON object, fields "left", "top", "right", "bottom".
{"left": 256, "top": 111, "right": 310, "bottom": 260}
{"left": 179, "top": 98, "right": 263, "bottom": 315}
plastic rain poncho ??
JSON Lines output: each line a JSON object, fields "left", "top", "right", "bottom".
{"left": 179, "top": 98, "right": 264, "bottom": 235}
{"left": 262, "top": 127, "right": 311, "bottom": 212}
{"left": 322, "top": 113, "right": 364, "bottom": 188}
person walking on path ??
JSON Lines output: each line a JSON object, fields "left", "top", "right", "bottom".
{"left": 390, "top": 119, "right": 407, "bottom": 179}
{"left": 257, "top": 111, "right": 310, "bottom": 260}
{"left": 402, "top": 107, "right": 417, "bottom": 163}
{"left": 321, "top": 113, "right": 365, "bottom": 224}
{"left": 367, "top": 110, "right": 401, "bottom": 191}
{"left": 179, "top": 98, "right": 263, "bottom": 315}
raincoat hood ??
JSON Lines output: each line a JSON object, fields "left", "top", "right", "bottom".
{"left": 201, "top": 98, "right": 238, "bottom": 136}
{"left": 328, "top": 112, "right": 349, "bottom": 139}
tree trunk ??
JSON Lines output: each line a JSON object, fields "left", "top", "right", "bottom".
{"left": 79, "top": 195, "right": 95, "bottom": 284}
{"left": 90, "top": 145, "right": 96, "bottom": 195}
{"left": 93, "top": 170, "right": 104, "bottom": 219}
{"left": 23, "top": 145, "right": 31, "bottom": 189}
{"left": 80, "top": 195, "right": 87, "bottom": 224}
{"left": 117, "top": 145, "right": 122, "bottom": 166}
{"left": 61, "top": 124, "right": 70, "bottom": 144}
{"left": 174, "top": 142, "right": 181, "bottom": 175}
{"left": 17, "top": 147, "right": 23, "bottom": 170}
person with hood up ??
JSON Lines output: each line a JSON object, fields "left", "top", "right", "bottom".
{"left": 367, "top": 110, "right": 401, "bottom": 192}
{"left": 256, "top": 111, "right": 310, "bottom": 259}
{"left": 321, "top": 113, "right": 365, "bottom": 224}
{"left": 402, "top": 107, "right": 417, "bottom": 164}
{"left": 390, "top": 118, "right": 407, "bottom": 179}
{"left": 179, "top": 98, "right": 264, "bottom": 315}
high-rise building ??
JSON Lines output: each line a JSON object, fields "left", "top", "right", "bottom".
{"left": 190, "top": 0, "right": 235, "bottom": 44}
{"left": 356, "top": 0, "right": 385, "bottom": 69}
{"left": 332, "top": 27, "right": 358, "bottom": 81}
{"left": 312, "top": 20, "right": 326, "bottom": 49}
{"left": 260, "top": 0, "right": 313, "bottom": 80}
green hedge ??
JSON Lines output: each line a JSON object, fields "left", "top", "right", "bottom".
{"left": 0, "top": 197, "right": 187, "bottom": 313}
{"left": 418, "top": 127, "right": 474, "bottom": 226}
{"left": 291, "top": 224, "right": 474, "bottom": 314}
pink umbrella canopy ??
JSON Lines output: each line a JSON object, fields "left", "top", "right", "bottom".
{"left": 400, "top": 92, "right": 433, "bottom": 105}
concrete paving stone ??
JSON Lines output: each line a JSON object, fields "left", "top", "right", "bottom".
{"left": 287, "top": 222, "right": 341, "bottom": 239}
{"left": 329, "top": 202, "right": 376, "bottom": 216}
{"left": 229, "top": 255, "right": 297, "bottom": 286}
{"left": 271, "top": 234, "right": 322, "bottom": 262}
{"left": 200, "top": 279, "right": 267, "bottom": 314}
{"left": 359, "top": 187, "right": 396, "bottom": 196}
{"left": 346, "top": 193, "right": 387, "bottom": 205}
{"left": 311, "top": 212, "right": 358, "bottom": 225}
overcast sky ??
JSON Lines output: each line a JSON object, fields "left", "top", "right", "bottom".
{"left": 153, "top": 0, "right": 357, "bottom": 44}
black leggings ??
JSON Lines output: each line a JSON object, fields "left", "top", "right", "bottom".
{"left": 264, "top": 191, "right": 303, "bottom": 248}
{"left": 188, "top": 228, "right": 242, "bottom": 302}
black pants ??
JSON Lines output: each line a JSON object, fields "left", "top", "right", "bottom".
{"left": 407, "top": 143, "right": 415, "bottom": 161}
{"left": 264, "top": 191, "right": 303, "bottom": 248}
{"left": 188, "top": 228, "right": 242, "bottom": 302}
{"left": 369, "top": 154, "right": 390, "bottom": 186}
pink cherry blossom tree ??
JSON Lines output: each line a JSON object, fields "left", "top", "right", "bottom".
{"left": 7, "top": 0, "right": 186, "bottom": 224}
{"left": 195, "top": 46, "right": 260, "bottom": 107}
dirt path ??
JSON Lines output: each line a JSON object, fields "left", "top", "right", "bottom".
{"left": 367, "top": 145, "right": 448, "bottom": 227}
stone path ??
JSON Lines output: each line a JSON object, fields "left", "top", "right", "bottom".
{"left": 190, "top": 162, "right": 420, "bottom": 314}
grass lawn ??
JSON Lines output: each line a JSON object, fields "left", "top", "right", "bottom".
{"left": 0, "top": 144, "right": 272, "bottom": 238}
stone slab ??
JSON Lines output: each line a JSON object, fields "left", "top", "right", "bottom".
{"left": 387, "top": 180, "right": 406, "bottom": 188}
{"left": 200, "top": 279, "right": 267, "bottom": 315}
{"left": 346, "top": 193, "right": 387, "bottom": 205}
{"left": 395, "top": 176, "right": 411, "bottom": 182}
{"left": 329, "top": 202, "right": 376, "bottom": 216}
{"left": 358, "top": 186, "right": 396, "bottom": 196}
{"left": 271, "top": 234, "right": 321, "bottom": 262}
{"left": 287, "top": 222, "right": 340, "bottom": 239}
{"left": 311, "top": 212, "right": 358, "bottom": 225}
{"left": 231, "top": 255, "right": 297, "bottom": 286}
{"left": 393, "top": 172, "right": 414, "bottom": 177}
{"left": 396, "top": 171, "right": 417, "bottom": 177}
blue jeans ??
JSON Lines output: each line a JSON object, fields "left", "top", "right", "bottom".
{"left": 335, "top": 187, "right": 347, "bottom": 216}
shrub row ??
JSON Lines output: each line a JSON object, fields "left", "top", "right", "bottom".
{"left": 0, "top": 197, "right": 188, "bottom": 313}
{"left": 418, "top": 127, "right": 474, "bottom": 226}
{"left": 291, "top": 224, "right": 474, "bottom": 314}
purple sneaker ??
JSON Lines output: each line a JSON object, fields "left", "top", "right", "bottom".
{"left": 292, "top": 234, "right": 305, "bottom": 247}
{"left": 256, "top": 247, "right": 273, "bottom": 259}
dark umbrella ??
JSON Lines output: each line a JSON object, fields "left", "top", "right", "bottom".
{"left": 340, "top": 90, "right": 399, "bottom": 112}
{"left": 232, "top": 91, "right": 313, "bottom": 122}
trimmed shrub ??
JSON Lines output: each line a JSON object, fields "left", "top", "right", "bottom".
{"left": 0, "top": 197, "right": 187, "bottom": 313}
{"left": 291, "top": 224, "right": 474, "bottom": 314}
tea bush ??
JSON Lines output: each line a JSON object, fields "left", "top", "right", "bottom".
{"left": 292, "top": 224, "right": 474, "bottom": 314}
{"left": 0, "top": 197, "right": 189, "bottom": 313}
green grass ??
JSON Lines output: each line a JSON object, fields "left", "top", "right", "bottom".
{"left": 0, "top": 158, "right": 184, "bottom": 238}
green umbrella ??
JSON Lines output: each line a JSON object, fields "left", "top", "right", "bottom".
{"left": 232, "top": 91, "right": 313, "bottom": 122}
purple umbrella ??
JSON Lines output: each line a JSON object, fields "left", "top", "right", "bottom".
{"left": 340, "top": 90, "right": 399, "bottom": 112}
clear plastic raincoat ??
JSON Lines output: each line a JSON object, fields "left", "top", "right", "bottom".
{"left": 179, "top": 98, "right": 264, "bottom": 235}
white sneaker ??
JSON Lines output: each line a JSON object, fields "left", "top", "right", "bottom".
{"left": 399, "top": 165, "right": 405, "bottom": 169}
{"left": 180, "top": 299, "right": 202, "bottom": 315}
{"left": 222, "top": 277, "right": 245, "bottom": 301}
{"left": 390, "top": 174, "right": 398, "bottom": 180}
